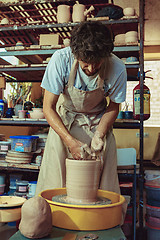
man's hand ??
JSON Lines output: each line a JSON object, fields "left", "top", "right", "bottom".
{"left": 91, "top": 131, "right": 104, "bottom": 152}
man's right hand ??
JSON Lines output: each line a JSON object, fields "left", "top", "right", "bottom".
{"left": 68, "top": 138, "right": 93, "bottom": 160}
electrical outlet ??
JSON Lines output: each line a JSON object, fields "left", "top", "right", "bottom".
{"left": 136, "top": 132, "right": 149, "bottom": 138}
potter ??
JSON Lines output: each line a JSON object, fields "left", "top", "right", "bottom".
{"left": 36, "top": 22, "right": 127, "bottom": 200}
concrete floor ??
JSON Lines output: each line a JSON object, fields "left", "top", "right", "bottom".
{"left": 0, "top": 223, "right": 17, "bottom": 240}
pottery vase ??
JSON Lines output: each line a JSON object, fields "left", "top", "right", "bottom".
{"left": 66, "top": 158, "right": 101, "bottom": 203}
{"left": 5, "top": 108, "right": 15, "bottom": 118}
{"left": 57, "top": 5, "right": 71, "bottom": 23}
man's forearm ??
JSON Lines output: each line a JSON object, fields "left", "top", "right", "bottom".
{"left": 96, "top": 101, "right": 119, "bottom": 138}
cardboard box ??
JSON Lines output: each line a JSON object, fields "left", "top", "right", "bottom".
{"left": 39, "top": 34, "right": 63, "bottom": 46}
{"left": 0, "top": 76, "right": 6, "bottom": 89}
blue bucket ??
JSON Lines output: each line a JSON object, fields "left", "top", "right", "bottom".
{"left": 146, "top": 223, "right": 160, "bottom": 240}
{"left": 145, "top": 184, "right": 160, "bottom": 207}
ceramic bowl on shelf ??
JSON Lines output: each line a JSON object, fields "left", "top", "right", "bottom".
{"left": 114, "top": 34, "right": 125, "bottom": 45}
{"left": 29, "top": 108, "right": 45, "bottom": 119}
{"left": 0, "top": 18, "right": 10, "bottom": 25}
{"left": 125, "top": 31, "right": 138, "bottom": 44}
{"left": 16, "top": 41, "right": 23, "bottom": 46}
{"left": 123, "top": 8, "right": 135, "bottom": 16}
{"left": 125, "top": 31, "right": 138, "bottom": 38}
{"left": 126, "top": 56, "right": 138, "bottom": 62}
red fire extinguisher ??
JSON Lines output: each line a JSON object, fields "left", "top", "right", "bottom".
{"left": 133, "top": 70, "right": 152, "bottom": 121}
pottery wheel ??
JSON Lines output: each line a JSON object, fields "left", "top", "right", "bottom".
{"left": 52, "top": 194, "right": 112, "bottom": 206}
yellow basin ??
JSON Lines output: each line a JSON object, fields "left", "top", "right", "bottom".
{"left": 40, "top": 188, "right": 125, "bottom": 231}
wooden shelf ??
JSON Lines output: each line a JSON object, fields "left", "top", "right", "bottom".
{"left": 0, "top": 119, "right": 140, "bottom": 129}
{"left": 0, "top": 160, "right": 40, "bottom": 172}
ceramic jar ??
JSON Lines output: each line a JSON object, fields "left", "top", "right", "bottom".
{"left": 57, "top": 5, "right": 71, "bottom": 23}
{"left": 29, "top": 108, "right": 45, "bottom": 119}
{"left": 18, "top": 110, "right": 26, "bottom": 119}
{"left": 66, "top": 158, "right": 101, "bottom": 203}
{"left": 72, "top": 4, "right": 94, "bottom": 22}
{"left": 72, "top": 4, "right": 86, "bottom": 22}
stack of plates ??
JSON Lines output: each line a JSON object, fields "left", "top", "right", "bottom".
{"left": 5, "top": 150, "right": 33, "bottom": 164}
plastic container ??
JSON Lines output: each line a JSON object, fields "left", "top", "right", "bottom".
{"left": 0, "top": 174, "right": 5, "bottom": 185}
{"left": 8, "top": 187, "right": 16, "bottom": 196}
{"left": 14, "top": 191, "right": 28, "bottom": 199}
{"left": 124, "top": 111, "right": 133, "bottom": 119}
{"left": 16, "top": 180, "right": 28, "bottom": 193}
{"left": 146, "top": 223, "right": 160, "bottom": 240}
{"left": 10, "top": 174, "right": 22, "bottom": 189}
{"left": 145, "top": 184, "right": 160, "bottom": 207}
{"left": 117, "top": 111, "right": 124, "bottom": 119}
{"left": 146, "top": 215, "right": 160, "bottom": 228}
{"left": 10, "top": 135, "right": 39, "bottom": 152}
{"left": 0, "top": 184, "right": 5, "bottom": 195}
{"left": 28, "top": 181, "right": 37, "bottom": 197}
{"left": 0, "top": 99, "right": 4, "bottom": 117}
{"left": 146, "top": 204, "right": 160, "bottom": 218}
{"left": 145, "top": 170, "right": 160, "bottom": 187}
{"left": 0, "top": 141, "right": 11, "bottom": 152}
{"left": 120, "top": 182, "right": 133, "bottom": 196}
{"left": 31, "top": 136, "right": 39, "bottom": 152}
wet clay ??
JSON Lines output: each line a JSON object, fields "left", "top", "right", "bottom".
{"left": 66, "top": 158, "right": 101, "bottom": 203}
{"left": 52, "top": 194, "right": 111, "bottom": 205}
{"left": 19, "top": 196, "right": 52, "bottom": 239}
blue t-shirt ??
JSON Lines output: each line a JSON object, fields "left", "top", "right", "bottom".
{"left": 41, "top": 47, "right": 127, "bottom": 103}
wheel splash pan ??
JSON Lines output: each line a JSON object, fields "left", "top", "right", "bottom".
{"left": 40, "top": 188, "right": 125, "bottom": 231}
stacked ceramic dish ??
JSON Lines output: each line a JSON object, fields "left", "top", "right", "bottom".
{"left": 114, "top": 34, "right": 125, "bottom": 46}
{"left": 0, "top": 140, "right": 11, "bottom": 160}
{"left": 14, "top": 180, "right": 29, "bottom": 199}
{"left": 0, "top": 134, "right": 9, "bottom": 160}
{"left": 125, "top": 31, "right": 138, "bottom": 44}
{"left": 114, "top": 31, "right": 138, "bottom": 46}
{"left": 5, "top": 150, "right": 33, "bottom": 164}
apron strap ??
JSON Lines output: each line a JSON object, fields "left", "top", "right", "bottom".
{"left": 97, "top": 61, "right": 105, "bottom": 89}
{"left": 68, "top": 59, "right": 78, "bottom": 87}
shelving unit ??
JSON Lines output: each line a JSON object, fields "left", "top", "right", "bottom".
{"left": 0, "top": 0, "right": 145, "bottom": 238}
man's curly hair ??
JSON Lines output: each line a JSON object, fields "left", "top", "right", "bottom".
{"left": 70, "top": 21, "right": 114, "bottom": 64}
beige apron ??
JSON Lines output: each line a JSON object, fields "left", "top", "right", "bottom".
{"left": 36, "top": 60, "right": 120, "bottom": 195}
